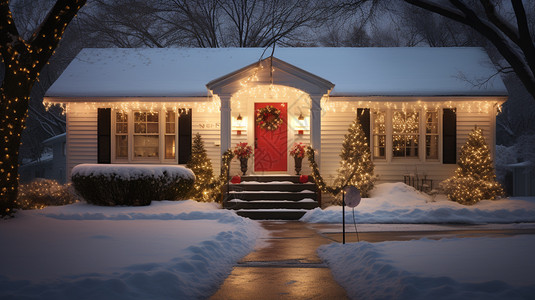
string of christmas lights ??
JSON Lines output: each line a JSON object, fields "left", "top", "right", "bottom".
{"left": 306, "top": 113, "right": 376, "bottom": 199}
{"left": 43, "top": 100, "right": 221, "bottom": 115}
{"left": 441, "top": 126, "right": 503, "bottom": 205}
{"left": 186, "top": 133, "right": 216, "bottom": 202}
{"left": 322, "top": 99, "right": 502, "bottom": 115}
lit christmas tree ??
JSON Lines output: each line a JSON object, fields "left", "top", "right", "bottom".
{"left": 442, "top": 127, "right": 503, "bottom": 205}
{"left": 332, "top": 113, "right": 375, "bottom": 199}
{"left": 187, "top": 133, "right": 216, "bottom": 201}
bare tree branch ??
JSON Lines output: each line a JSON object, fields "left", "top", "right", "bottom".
{"left": 405, "top": 0, "right": 535, "bottom": 102}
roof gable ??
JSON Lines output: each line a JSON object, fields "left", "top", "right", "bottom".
{"left": 206, "top": 56, "right": 334, "bottom": 96}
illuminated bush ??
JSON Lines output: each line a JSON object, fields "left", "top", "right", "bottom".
{"left": 71, "top": 164, "right": 195, "bottom": 206}
{"left": 16, "top": 179, "right": 77, "bottom": 210}
{"left": 442, "top": 127, "right": 503, "bottom": 205}
{"left": 441, "top": 177, "right": 504, "bottom": 205}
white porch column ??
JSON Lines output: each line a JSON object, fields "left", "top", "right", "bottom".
{"left": 219, "top": 94, "right": 232, "bottom": 156}
{"left": 310, "top": 94, "right": 323, "bottom": 167}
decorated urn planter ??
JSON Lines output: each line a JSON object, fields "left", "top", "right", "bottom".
{"left": 290, "top": 142, "right": 307, "bottom": 175}
{"left": 233, "top": 142, "right": 253, "bottom": 175}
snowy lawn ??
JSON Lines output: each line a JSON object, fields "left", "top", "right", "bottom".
{"left": 319, "top": 236, "right": 535, "bottom": 300}
{"left": 301, "top": 183, "right": 535, "bottom": 224}
{"left": 0, "top": 200, "right": 265, "bottom": 300}
{"left": 307, "top": 183, "right": 535, "bottom": 299}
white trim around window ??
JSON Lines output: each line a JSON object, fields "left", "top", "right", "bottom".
{"left": 111, "top": 109, "right": 178, "bottom": 164}
{"left": 371, "top": 107, "right": 442, "bottom": 163}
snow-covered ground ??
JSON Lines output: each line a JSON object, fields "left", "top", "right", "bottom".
{"left": 319, "top": 236, "right": 535, "bottom": 300}
{"left": 307, "top": 183, "right": 535, "bottom": 299}
{"left": 0, "top": 200, "right": 265, "bottom": 300}
{"left": 3, "top": 182, "right": 535, "bottom": 299}
{"left": 301, "top": 183, "right": 535, "bottom": 224}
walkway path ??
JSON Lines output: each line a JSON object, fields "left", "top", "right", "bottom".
{"left": 210, "top": 221, "right": 348, "bottom": 300}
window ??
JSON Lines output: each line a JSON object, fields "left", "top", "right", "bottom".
{"left": 134, "top": 112, "right": 159, "bottom": 158}
{"left": 392, "top": 111, "right": 419, "bottom": 158}
{"left": 372, "top": 110, "right": 386, "bottom": 159}
{"left": 115, "top": 112, "right": 128, "bottom": 158}
{"left": 425, "top": 111, "right": 439, "bottom": 159}
{"left": 112, "top": 109, "right": 189, "bottom": 162}
{"left": 370, "top": 108, "right": 442, "bottom": 162}
{"left": 165, "top": 111, "right": 176, "bottom": 159}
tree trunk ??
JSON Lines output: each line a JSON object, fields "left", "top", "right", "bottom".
{"left": 0, "top": 0, "right": 87, "bottom": 217}
{"left": 0, "top": 75, "right": 33, "bottom": 217}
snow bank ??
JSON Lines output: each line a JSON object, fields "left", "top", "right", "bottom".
{"left": 318, "top": 236, "right": 535, "bottom": 300}
{"left": 0, "top": 201, "right": 264, "bottom": 299}
{"left": 301, "top": 183, "right": 535, "bottom": 224}
{"left": 71, "top": 164, "right": 195, "bottom": 180}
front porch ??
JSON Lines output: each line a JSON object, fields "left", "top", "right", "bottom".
{"left": 206, "top": 56, "right": 333, "bottom": 176}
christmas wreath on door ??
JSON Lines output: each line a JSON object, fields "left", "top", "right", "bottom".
{"left": 256, "top": 105, "right": 283, "bottom": 131}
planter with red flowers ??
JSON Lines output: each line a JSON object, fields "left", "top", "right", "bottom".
{"left": 290, "top": 142, "right": 307, "bottom": 175}
{"left": 233, "top": 142, "right": 253, "bottom": 175}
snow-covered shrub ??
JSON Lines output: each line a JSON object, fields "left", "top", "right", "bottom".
{"left": 16, "top": 179, "right": 77, "bottom": 210}
{"left": 71, "top": 164, "right": 195, "bottom": 206}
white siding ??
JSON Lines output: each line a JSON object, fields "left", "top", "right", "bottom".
{"left": 192, "top": 110, "right": 221, "bottom": 174}
{"left": 66, "top": 105, "right": 98, "bottom": 180}
{"left": 321, "top": 100, "right": 499, "bottom": 186}
{"left": 65, "top": 98, "right": 500, "bottom": 184}
{"left": 66, "top": 103, "right": 221, "bottom": 180}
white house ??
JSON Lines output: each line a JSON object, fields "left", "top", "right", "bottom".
{"left": 44, "top": 47, "right": 507, "bottom": 188}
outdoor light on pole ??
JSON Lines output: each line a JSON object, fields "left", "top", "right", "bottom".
{"left": 342, "top": 186, "right": 361, "bottom": 244}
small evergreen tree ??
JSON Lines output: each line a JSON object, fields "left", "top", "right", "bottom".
{"left": 333, "top": 113, "right": 375, "bottom": 200}
{"left": 442, "top": 127, "right": 503, "bottom": 205}
{"left": 187, "top": 133, "right": 215, "bottom": 201}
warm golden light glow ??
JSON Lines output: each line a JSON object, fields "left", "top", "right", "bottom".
{"left": 43, "top": 100, "right": 221, "bottom": 115}
{"left": 322, "top": 100, "right": 502, "bottom": 114}
{"left": 232, "top": 84, "right": 309, "bottom": 103}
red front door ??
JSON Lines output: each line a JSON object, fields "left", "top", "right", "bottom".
{"left": 254, "top": 103, "right": 287, "bottom": 172}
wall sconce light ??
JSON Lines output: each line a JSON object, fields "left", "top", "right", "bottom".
{"left": 233, "top": 113, "right": 246, "bottom": 135}
{"left": 297, "top": 113, "right": 306, "bottom": 135}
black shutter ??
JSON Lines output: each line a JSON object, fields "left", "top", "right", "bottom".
{"left": 178, "top": 109, "right": 192, "bottom": 164}
{"left": 97, "top": 108, "right": 111, "bottom": 164}
{"left": 357, "top": 108, "right": 371, "bottom": 145}
{"left": 443, "top": 108, "right": 456, "bottom": 164}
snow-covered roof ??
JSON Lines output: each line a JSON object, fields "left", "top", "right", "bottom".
{"left": 45, "top": 47, "right": 507, "bottom": 99}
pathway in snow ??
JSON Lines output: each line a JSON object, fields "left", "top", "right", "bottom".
{"left": 210, "top": 221, "right": 348, "bottom": 299}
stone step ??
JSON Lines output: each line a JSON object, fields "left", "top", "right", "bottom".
{"left": 235, "top": 209, "right": 308, "bottom": 220}
{"left": 227, "top": 191, "right": 316, "bottom": 201}
{"left": 224, "top": 200, "right": 319, "bottom": 210}
{"left": 224, "top": 175, "right": 319, "bottom": 220}
{"left": 227, "top": 183, "right": 316, "bottom": 192}
{"left": 239, "top": 175, "right": 314, "bottom": 184}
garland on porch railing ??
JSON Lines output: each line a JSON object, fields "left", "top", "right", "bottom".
{"left": 306, "top": 146, "right": 359, "bottom": 198}
{"left": 207, "top": 149, "right": 235, "bottom": 203}
{"left": 219, "top": 149, "right": 235, "bottom": 185}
